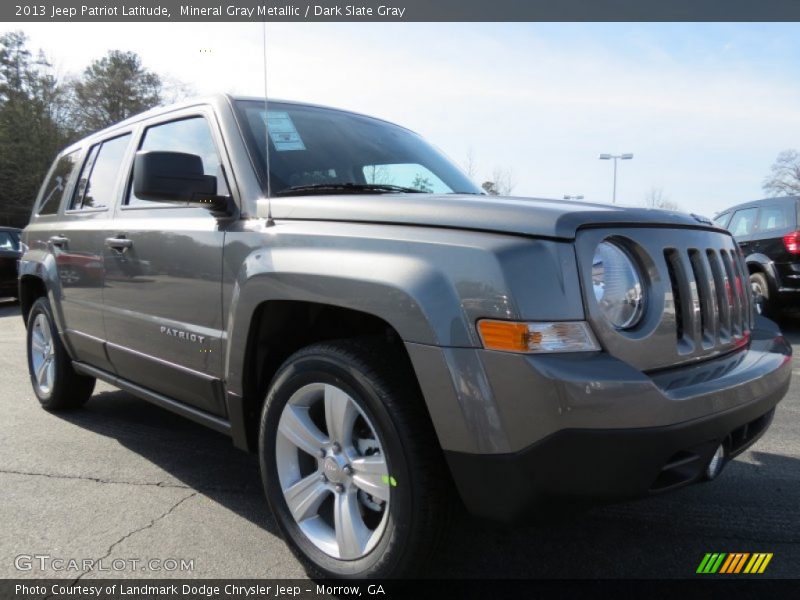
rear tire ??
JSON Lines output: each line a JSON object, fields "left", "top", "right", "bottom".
{"left": 26, "top": 296, "right": 95, "bottom": 410}
{"left": 259, "top": 339, "right": 450, "bottom": 578}
{"left": 749, "top": 272, "right": 774, "bottom": 318}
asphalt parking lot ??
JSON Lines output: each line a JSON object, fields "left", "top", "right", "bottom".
{"left": 1, "top": 297, "right": 798, "bottom": 580}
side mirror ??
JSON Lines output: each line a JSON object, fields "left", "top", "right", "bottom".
{"left": 133, "top": 151, "right": 231, "bottom": 214}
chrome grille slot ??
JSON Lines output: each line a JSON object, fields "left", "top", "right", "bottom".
{"left": 720, "top": 249, "right": 743, "bottom": 338}
{"left": 688, "top": 249, "right": 716, "bottom": 349}
{"left": 706, "top": 249, "right": 731, "bottom": 343}
{"left": 664, "top": 249, "right": 690, "bottom": 351}
{"left": 733, "top": 252, "right": 754, "bottom": 331}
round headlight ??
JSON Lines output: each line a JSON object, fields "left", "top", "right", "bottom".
{"left": 592, "top": 241, "right": 645, "bottom": 330}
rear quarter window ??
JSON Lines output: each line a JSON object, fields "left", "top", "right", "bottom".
{"left": 757, "top": 204, "right": 794, "bottom": 235}
{"left": 37, "top": 150, "right": 81, "bottom": 215}
{"left": 0, "top": 231, "right": 19, "bottom": 251}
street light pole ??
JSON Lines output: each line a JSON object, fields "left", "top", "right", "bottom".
{"left": 612, "top": 159, "right": 618, "bottom": 204}
{"left": 599, "top": 153, "right": 633, "bottom": 204}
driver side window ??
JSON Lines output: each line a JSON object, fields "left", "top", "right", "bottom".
{"left": 127, "top": 116, "right": 229, "bottom": 206}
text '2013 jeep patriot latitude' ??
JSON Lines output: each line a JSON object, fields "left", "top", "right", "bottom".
{"left": 19, "top": 95, "right": 792, "bottom": 578}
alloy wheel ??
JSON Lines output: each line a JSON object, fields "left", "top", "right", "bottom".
{"left": 751, "top": 280, "right": 765, "bottom": 314}
{"left": 275, "top": 383, "right": 391, "bottom": 560}
{"left": 30, "top": 313, "right": 56, "bottom": 396}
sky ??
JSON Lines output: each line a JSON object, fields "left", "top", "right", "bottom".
{"left": 9, "top": 21, "right": 800, "bottom": 216}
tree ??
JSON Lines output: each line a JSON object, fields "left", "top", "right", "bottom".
{"left": 0, "top": 31, "right": 71, "bottom": 227}
{"left": 642, "top": 187, "right": 680, "bottom": 212}
{"left": 482, "top": 167, "right": 515, "bottom": 196}
{"left": 763, "top": 150, "right": 800, "bottom": 197}
{"left": 462, "top": 148, "right": 478, "bottom": 180}
{"left": 70, "top": 50, "right": 162, "bottom": 134}
{"left": 411, "top": 174, "right": 433, "bottom": 193}
{"left": 364, "top": 164, "right": 394, "bottom": 185}
{"left": 463, "top": 150, "right": 517, "bottom": 195}
{"left": 0, "top": 37, "right": 186, "bottom": 227}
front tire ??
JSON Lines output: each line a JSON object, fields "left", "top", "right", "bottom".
{"left": 26, "top": 296, "right": 95, "bottom": 410}
{"left": 259, "top": 339, "right": 450, "bottom": 578}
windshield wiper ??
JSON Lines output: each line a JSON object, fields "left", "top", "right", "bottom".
{"left": 275, "top": 183, "right": 426, "bottom": 196}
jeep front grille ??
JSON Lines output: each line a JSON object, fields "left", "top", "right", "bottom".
{"left": 576, "top": 227, "right": 753, "bottom": 372}
{"left": 664, "top": 246, "right": 751, "bottom": 353}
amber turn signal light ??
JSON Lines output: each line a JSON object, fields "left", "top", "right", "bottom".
{"left": 477, "top": 320, "right": 600, "bottom": 354}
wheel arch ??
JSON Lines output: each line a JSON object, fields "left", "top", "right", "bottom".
{"left": 227, "top": 298, "right": 428, "bottom": 453}
{"left": 19, "top": 274, "right": 48, "bottom": 324}
{"left": 745, "top": 253, "right": 779, "bottom": 293}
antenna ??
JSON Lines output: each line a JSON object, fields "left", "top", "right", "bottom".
{"left": 261, "top": 20, "right": 274, "bottom": 225}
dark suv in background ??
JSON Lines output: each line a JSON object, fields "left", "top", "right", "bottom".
{"left": 0, "top": 226, "right": 22, "bottom": 300}
{"left": 715, "top": 196, "right": 800, "bottom": 316}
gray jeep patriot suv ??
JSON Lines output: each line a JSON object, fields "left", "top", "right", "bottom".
{"left": 19, "top": 95, "right": 792, "bottom": 578}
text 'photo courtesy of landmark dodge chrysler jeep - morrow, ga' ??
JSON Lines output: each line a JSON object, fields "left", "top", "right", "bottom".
{"left": 19, "top": 95, "right": 792, "bottom": 578}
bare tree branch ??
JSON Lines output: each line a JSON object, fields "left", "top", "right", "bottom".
{"left": 483, "top": 167, "right": 515, "bottom": 196}
{"left": 763, "top": 149, "right": 800, "bottom": 197}
{"left": 642, "top": 187, "right": 680, "bottom": 211}
{"left": 462, "top": 148, "right": 478, "bottom": 179}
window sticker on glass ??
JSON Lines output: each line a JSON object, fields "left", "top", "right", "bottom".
{"left": 266, "top": 111, "right": 305, "bottom": 151}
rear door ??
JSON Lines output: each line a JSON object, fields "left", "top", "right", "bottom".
{"left": 754, "top": 202, "right": 794, "bottom": 260}
{"left": 52, "top": 134, "right": 133, "bottom": 371}
{"left": 102, "top": 108, "right": 233, "bottom": 416}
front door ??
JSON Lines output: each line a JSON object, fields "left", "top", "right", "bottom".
{"left": 728, "top": 207, "right": 758, "bottom": 255}
{"left": 103, "top": 112, "right": 231, "bottom": 416}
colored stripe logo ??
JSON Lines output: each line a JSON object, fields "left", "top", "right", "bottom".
{"left": 696, "top": 553, "right": 773, "bottom": 574}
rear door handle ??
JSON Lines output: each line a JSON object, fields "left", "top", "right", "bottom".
{"left": 105, "top": 237, "right": 133, "bottom": 251}
{"left": 49, "top": 235, "right": 69, "bottom": 247}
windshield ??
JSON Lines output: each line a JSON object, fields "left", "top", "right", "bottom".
{"left": 0, "top": 231, "right": 20, "bottom": 252}
{"left": 234, "top": 100, "right": 481, "bottom": 196}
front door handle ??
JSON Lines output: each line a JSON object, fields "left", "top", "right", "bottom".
{"left": 105, "top": 237, "right": 133, "bottom": 251}
{"left": 49, "top": 235, "right": 69, "bottom": 247}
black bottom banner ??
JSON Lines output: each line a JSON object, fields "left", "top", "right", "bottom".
{"left": 3, "top": 578, "right": 797, "bottom": 600}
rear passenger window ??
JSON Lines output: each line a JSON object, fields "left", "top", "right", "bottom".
{"left": 127, "top": 116, "right": 229, "bottom": 206}
{"left": 37, "top": 150, "right": 81, "bottom": 215}
{"left": 728, "top": 208, "right": 758, "bottom": 237}
{"left": 70, "top": 134, "right": 132, "bottom": 211}
{"left": 758, "top": 205, "right": 791, "bottom": 233}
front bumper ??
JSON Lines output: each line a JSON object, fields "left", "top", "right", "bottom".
{"left": 439, "top": 317, "right": 792, "bottom": 522}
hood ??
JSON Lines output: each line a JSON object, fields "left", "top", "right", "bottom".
{"left": 262, "top": 194, "right": 721, "bottom": 240}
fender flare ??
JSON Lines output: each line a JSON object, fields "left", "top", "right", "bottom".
{"left": 223, "top": 246, "right": 479, "bottom": 399}
{"left": 18, "top": 252, "right": 67, "bottom": 326}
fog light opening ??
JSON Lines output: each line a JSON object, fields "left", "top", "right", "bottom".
{"left": 704, "top": 444, "right": 725, "bottom": 480}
